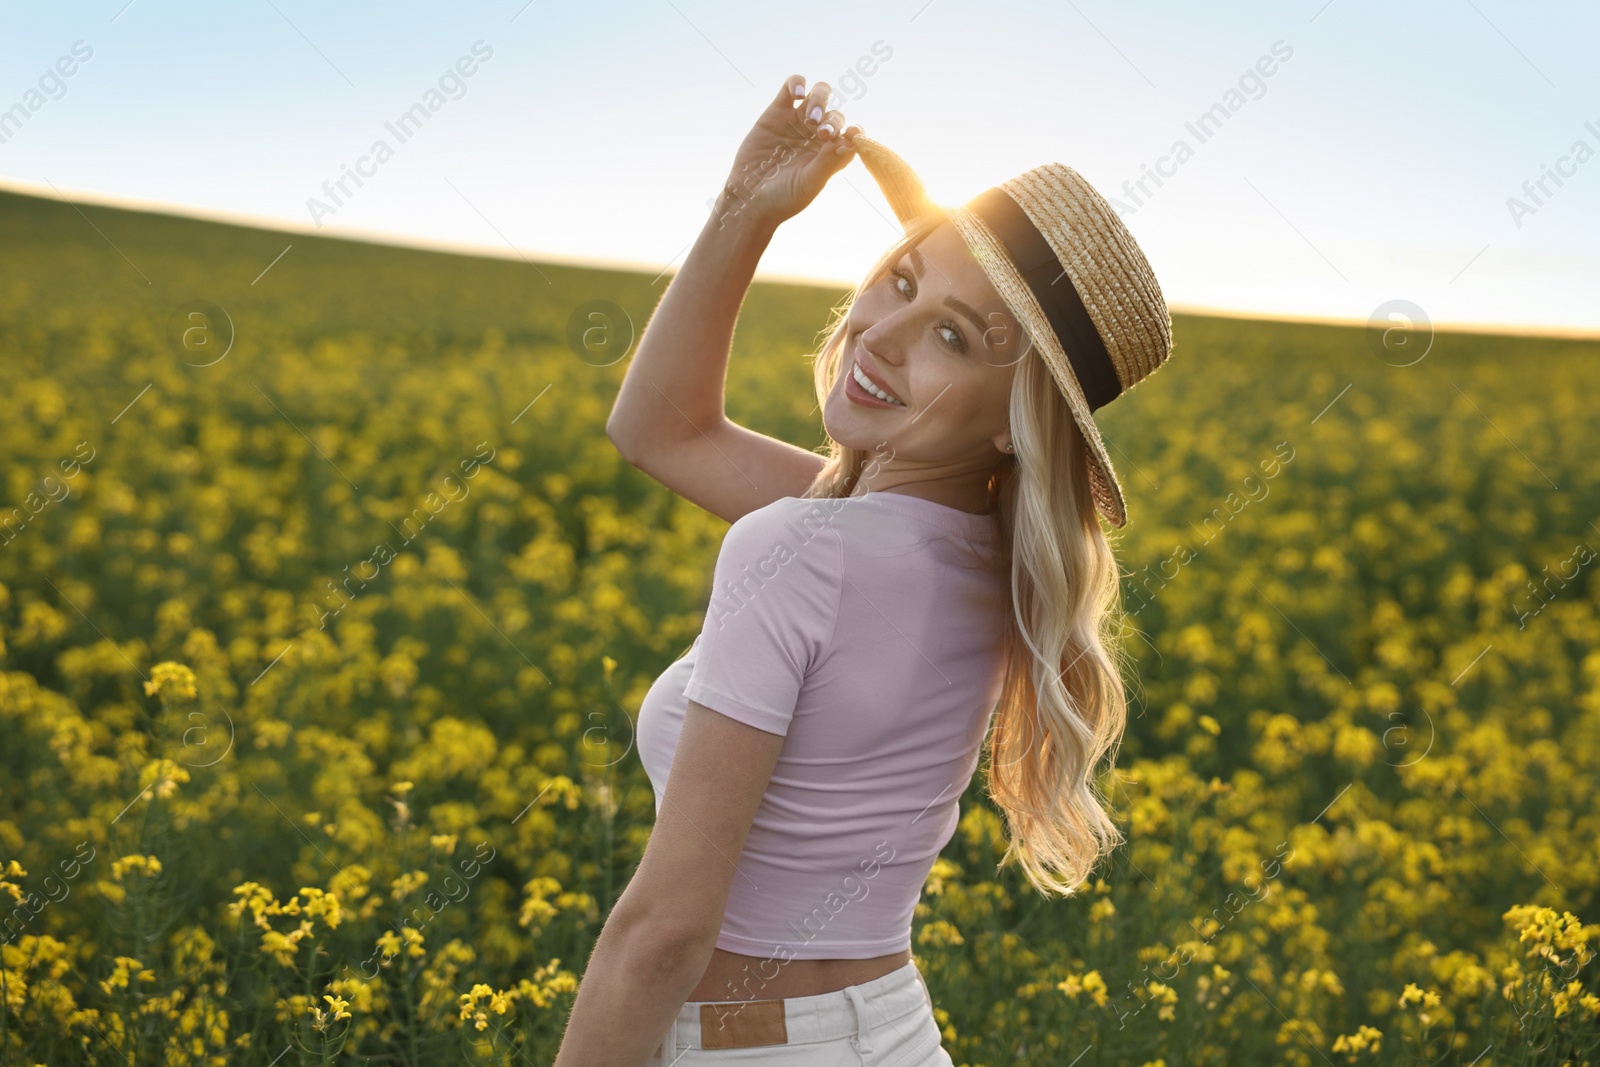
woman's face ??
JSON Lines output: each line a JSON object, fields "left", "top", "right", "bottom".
{"left": 823, "top": 220, "right": 1027, "bottom": 474}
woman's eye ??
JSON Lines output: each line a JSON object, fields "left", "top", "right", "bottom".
{"left": 937, "top": 323, "right": 967, "bottom": 353}
{"left": 890, "top": 266, "right": 914, "bottom": 297}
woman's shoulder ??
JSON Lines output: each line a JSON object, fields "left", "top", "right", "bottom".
{"left": 716, "top": 496, "right": 849, "bottom": 572}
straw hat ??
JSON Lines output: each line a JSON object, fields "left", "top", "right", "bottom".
{"left": 851, "top": 134, "right": 1173, "bottom": 528}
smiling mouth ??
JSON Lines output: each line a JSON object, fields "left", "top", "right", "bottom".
{"left": 850, "top": 357, "right": 905, "bottom": 406}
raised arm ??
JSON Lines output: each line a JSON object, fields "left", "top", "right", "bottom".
{"left": 606, "top": 75, "right": 860, "bottom": 525}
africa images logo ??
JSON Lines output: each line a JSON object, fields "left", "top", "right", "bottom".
{"left": 306, "top": 41, "right": 494, "bottom": 227}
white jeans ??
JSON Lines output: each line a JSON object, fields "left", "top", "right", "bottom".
{"left": 648, "top": 959, "right": 955, "bottom": 1066}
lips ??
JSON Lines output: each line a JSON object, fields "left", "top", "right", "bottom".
{"left": 852, "top": 351, "right": 905, "bottom": 406}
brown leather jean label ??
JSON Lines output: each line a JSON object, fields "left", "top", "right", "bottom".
{"left": 698, "top": 999, "right": 788, "bottom": 1049}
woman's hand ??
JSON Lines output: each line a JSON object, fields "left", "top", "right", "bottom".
{"left": 716, "top": 75, "right": 861, "bottom": 231}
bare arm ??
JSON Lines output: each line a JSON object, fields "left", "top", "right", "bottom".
{"left": 606, "top": 75, "right": 859, "bottom": 525}
{"left": 606, "top": 199, "right": 824, "bottom": 524}
{"left": 551, "top": 701, "right": 787, "bottom": 1066}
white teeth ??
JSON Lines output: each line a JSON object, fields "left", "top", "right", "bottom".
{"left": 852, "top": 362, "right": 904, "bottom": 406}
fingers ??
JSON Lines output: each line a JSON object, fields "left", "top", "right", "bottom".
{"left": 774, "top": 74, "right": 806, "bottom": 111}
{"left": 817, "top": 108, "right": 847, "bottom": 139}
{"left": 778, "top": 77, "right": 860, "bottom": 151}
{"left": 800, "top": 80, "right": 832, "bottom": 130}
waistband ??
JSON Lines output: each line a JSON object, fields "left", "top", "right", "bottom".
{"left": 662, "top": 959, "right": 932, "bottom": 1052}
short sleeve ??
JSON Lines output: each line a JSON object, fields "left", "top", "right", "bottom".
{"left": 683, "top": 499, "right": 844, "bottom": 736}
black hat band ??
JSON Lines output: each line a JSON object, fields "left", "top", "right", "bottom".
{"left": 966, "top": 186, "right": 1123, "bottom": 412}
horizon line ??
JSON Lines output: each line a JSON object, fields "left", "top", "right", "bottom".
{"left": 6, "top": 174, "right": 1598, "bottom": 342}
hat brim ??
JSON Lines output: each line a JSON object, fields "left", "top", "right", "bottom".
{"left": 852, "top": 135, "right": 1130, "bottom": 528}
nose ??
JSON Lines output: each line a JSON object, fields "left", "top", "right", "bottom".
{"left": 858, "top": 313, "right": 910, "bottom": 368}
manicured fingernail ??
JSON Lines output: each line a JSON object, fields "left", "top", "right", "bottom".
{"left": 808, "top": 106, "right": 822, "bottom": 124}
{"left": 792, "top": 83, "right": 804, "bottom": 97}
{"left": 818, "top": 123, "right": 834, "bottom": 137}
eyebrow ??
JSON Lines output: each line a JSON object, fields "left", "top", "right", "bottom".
{"left": 905, "top": 246, "right": 996, "bottom": 340}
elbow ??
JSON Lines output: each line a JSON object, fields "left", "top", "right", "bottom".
{"left": 605, "top": 417, "right": 638, "bottom": 466}
{"left": 612, "top": 914, "right": 716, "bottom": 982}
{"left": 606, "top": 890, "right": 719, "bottom": 969}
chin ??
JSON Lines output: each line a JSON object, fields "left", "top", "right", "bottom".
{"left": 821, "top": 392, "right": 883, "bottom": 454}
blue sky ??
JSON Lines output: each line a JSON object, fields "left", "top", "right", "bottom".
{"left": 3, "top": 0, "right": 1597, "bottom": 333}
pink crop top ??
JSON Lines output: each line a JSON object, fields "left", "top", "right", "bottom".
{"left": 636, "top": 490, "right": 1011, "bottom": 960}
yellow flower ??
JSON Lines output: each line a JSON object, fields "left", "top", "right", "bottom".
{"left": 229, "top": 882, "right": 276, "bottom": 929}
{"left": 375, "top": 930, "right": 403, "bottom": 961}
{"left": 518, "top": 876, "right": 568, "bottom": 932}
{"left": 110, "top": 855, "right": 162, "bottom": 881}
{"left": 143, "top": 661, "right": 198, "bottom": 700}
{"left": 1057, "top": 970, "right": 1109, "bottom": 1008}
{"left": 923, "top": 858, "right": 960, "bottom": 897}
{"left": 2, "top": 860, "right": 30, "bottom": 905}
{"left": 1145, "top": 980, "right": 1178, "bottom": 1021}
{"left": 1398, "top": 983, "right": 1440, "bottom": 1011}
{"left": 540, "top": 775, "right": 582, "bottom": 811}
{"left": 259, "top": 923, "right": 312, "bottom": 969}
{"left": 1332, "top": 1024, "right": 1383, "bottom": 1057}
{"left": 329, "top": 975, "right": 377, "bottom": 1014}
{"left": 458, "top": 982, "right": 514, "bottom": 1032}
{"left": 390, "top": 870, "right": 428, "bottom": 900}
{"left": 137, "top": 758, "right": 191, "bottom": 800}
{"left": 459, "top": 984, "right": 488, "bottom": 1030}
{"left": 99, "top": 956, "right": 155, "bottom": 995}
{"left": 915, "top": 920, "right": 964, "bottom": 948}
{"left": 277, "top": 994, "right": 311, "bottom": 1025}
{"left": 299, "top": 887, "right": 342, "bottom": 930}
{"left": 376, "top": 926, "right": 427, "bottom": 964}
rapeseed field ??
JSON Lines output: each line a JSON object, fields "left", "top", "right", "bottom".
{"left": 1, "top": 188, "right": 1597, "bottom": 1064}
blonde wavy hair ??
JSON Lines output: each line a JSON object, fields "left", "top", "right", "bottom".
{"left": 801, "top": 209, "right": 1133, "bottom": 898}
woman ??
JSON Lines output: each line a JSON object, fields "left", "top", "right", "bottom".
{"left": 554, "top": 74, "right": 1173, "bottom": 1066}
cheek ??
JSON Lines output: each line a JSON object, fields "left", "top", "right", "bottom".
{"left": 929, "top": 364, "right": 1010, "bottom": 426}
{"left": 848, "top": 290, "right": 891, "bottom": 329}
{"left": 976, "top": 358, "right": 1019, "bottom": 406}
{"left": 912, "top": 364, "right": 980, "bottom": 418}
